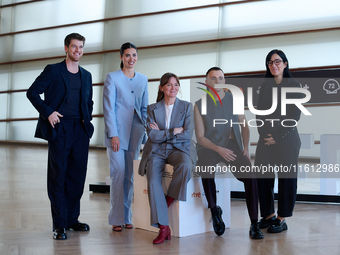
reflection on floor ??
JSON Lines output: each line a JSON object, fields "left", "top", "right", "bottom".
{"left": 0, "top": 144, "right": 339, "bottom": 255}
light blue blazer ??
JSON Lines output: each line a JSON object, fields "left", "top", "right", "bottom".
{"left": 103, "top": 69, "right": 148, "bottom": 150}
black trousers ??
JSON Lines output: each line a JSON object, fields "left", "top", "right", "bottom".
{"left": 255, "top": 132, "right": 300, "bottom": 218}
{"left": 47, "top": 118, "right": 90, "bottom": 230}
{"left": 197, "top": 139, "right": 259, "bottom": 221}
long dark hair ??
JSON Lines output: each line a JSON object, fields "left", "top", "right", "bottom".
{"left": 265, "top": 49, "right": 291, "bottom": 78}
{"left": 156, "top": 73, "right": 180, "bottom": 102}
{"left": 120, "top": 42, "right": 137, "bottom": 69}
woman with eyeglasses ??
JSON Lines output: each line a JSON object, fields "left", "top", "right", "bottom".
{"left": 138, "top": 72, "right": 195, "bottom": 244}
{"left": 255, "top": 49, "right": 303, "bottom": 233}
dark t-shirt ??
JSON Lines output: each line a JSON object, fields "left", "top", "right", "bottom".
{"left": 195, "top": 91, "right": 243, "bottom": 152}
{"left": 61, "top": 71, "right": 82, "bottom": 118}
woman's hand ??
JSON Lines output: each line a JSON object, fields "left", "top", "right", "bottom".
{"left": 264, "top": 134, "right": 276, "bottom": 146}
{"left": 150, "top": 122, "right": 183, "bottom": 135}
{"left": 111, "top": 136, "right": 120, "bottom": 152}
{"left": 174, "top": 127, "right": 184, "bottom": 135}
{"left": 150, "top": 122, "right": 160, "bottom": 130}
{"left": 217, "top": 146, "right": 237, "bottom": 162}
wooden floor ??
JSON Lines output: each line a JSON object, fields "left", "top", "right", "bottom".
{"left": 1, "top": 144, "right": 340, "bottom": 255}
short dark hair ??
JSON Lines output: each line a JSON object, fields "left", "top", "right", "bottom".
{"left": 156, "top": 72, "right": 180, "bottom": 102}
{"left": 120, "top": 42, "right": 138, "bottom": 69}
{"left": 206, "top": 67, "right": 224, "bottom": 78}
{"left": 265, "top": 49, "right": 291, "bottom": 78}
{"left": 64, "top": 33, "right": 85, "bottom": 47}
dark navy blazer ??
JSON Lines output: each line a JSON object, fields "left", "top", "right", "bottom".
{"left": 27, "top": 60, "right": 94, "bottom": 141}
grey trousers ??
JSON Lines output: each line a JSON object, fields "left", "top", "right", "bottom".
{"left": 146, "top": 144, "right": 191, "bottom": 227}
{"left": 107, "top": 113, "right": 145, "bottom": 226}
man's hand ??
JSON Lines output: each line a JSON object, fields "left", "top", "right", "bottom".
{"left": 243, "top": 148, "right": 250, "bottom": 161}
{"left": 48, "top": 111, "right": 63, "bottom": 128}
{"left": 111, "top": 136, "right": 120, "bottom": 152}
{"left": 217, "top": 146, "right": 237, "bottom": 162}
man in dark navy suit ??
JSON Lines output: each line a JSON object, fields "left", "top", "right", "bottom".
{"left": 27, "top": 33, "right": 94, "bottom": 240}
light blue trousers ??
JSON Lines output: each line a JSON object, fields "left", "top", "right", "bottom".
{"left": 107, "top": 114, "right": 145, "bottom": 226}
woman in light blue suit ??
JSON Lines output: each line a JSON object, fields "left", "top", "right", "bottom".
{"left": 103, "top": 42, "right": 148, "bottom": 231}
{"left": 138, "top": 73, "right": 195, "bottom": 244}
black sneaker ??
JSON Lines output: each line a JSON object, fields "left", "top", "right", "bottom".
{"left": 211, "top": 206, "right": 225, "bottom": 236}
{"left": 249, "top": 222, "right": 264, "bottom": 239}
{"left": 258, "top": 216, "right": 276, "bottom": 229}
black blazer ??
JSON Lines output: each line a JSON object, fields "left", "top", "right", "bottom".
{"left": 27, "top": 60, "right": 94, "bottom": 141}
{"left": 256, "top": 77, "right": 302, "bottom": 144}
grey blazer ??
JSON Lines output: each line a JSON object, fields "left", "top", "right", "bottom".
{"left": 138, "top": 98, "right": 196, "bottom": 176}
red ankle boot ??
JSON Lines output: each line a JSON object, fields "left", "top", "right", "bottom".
{"left": 153, "top": 225, "right": 171, "bottom": 244}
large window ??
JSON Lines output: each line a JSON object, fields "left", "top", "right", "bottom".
{"left": 1, "top": 0, "right": 339, "bottom": 146}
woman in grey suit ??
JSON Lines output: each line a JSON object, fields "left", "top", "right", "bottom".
{"left": 103, "top": 42, "right": 148, "bottom": 231}
{"left": 138, "top": 73, "right": 195, "bottom": 244}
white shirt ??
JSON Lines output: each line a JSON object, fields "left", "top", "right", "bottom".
{"left": 165, "top": 104, "right": 174, "bottom": 129}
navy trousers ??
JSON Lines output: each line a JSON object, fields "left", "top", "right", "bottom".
{"left": 47, "top": 118, "right": 89, "bottom": 230}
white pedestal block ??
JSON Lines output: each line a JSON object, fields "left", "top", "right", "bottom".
{"left": 300, "top": 134, "right": 314, "bottom": 150}
{"left": 133, "top": 160, "right": 230, "bottom": 237}
{"left": 320, "top": 134, "right": 340, "bottom": 195}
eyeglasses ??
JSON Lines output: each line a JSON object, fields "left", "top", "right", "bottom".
{"left": 267, "top": 59, "right": 283, "bottom": 66}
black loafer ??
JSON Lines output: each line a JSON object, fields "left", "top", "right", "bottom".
{"left": 267, "top": 219, "right": 287, "bottom": 233}
{"left": 53, "top": 228, "right": 67, "bottom": 240}
{"left": 67, "top": 222, "right": 90, "bottom": 231}
{"left": 258, "top": 216, "right": 276, "bottom": 229}
{"left": 212, "top": 206, "right": 225, "bottom": 236}
{"left": 249, "top": 222, "right": 264, "bottom": 239}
